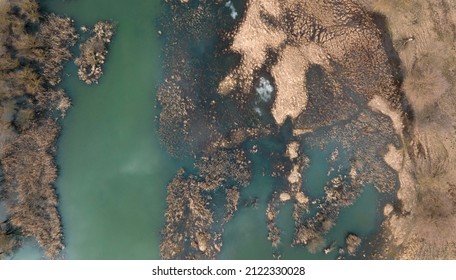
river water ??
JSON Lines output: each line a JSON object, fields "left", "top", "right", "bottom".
{"left": 12, "top": 0, "right": 383, "bottom": 259}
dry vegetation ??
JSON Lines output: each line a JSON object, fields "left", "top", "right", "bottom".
{"left": 345, "top": 233, "right": 362, "bottom": 256}
{"left": 2, "top": 120, "right": 63, "bottom": 257}
{"left": 219, "top": 0, "right": 402, "bottom": 257}
{"left": 0, "top": 220, "right": 20, "bottom": 257}
{"left": 220, "top": 0, "right": 456, "bottom": 259}
{"left": 266, "top": 141, "right": 311, "bottom": 249}
{"left": 160, "top": 170, "right": 220, "bottom": 260}
{"left": 220, "top": 0, "right": 403, "bottom": 127}
{"left": 159, "top": 0, "right": 413, "bottom": 259}
{"left": 158, "top": 1, "right": 263, "bottom": 259}
{"left": 0, "top": 0, "right": 78, "bottom": 258}
{"left": 75, "top": 21, "right": 115, "bottom": 84}
{"left": 160, "top": 149, "right": 252, "bottom": 259}
{"left": 358, "top": 0, "right": 456, "bottom": 259}
{"left": 40, "top": 14, "right": 79, "bottom": 86}
{"left": 194, "top": 149, "right": 251, "bottom": 190}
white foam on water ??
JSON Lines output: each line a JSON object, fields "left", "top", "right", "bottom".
{"left": 256, "top": 77, "right": 274, "bottom": 102}
{"left": 254, "top": 107, "right": 263, "bottom": 116}
{"left": 225, "top": 1, "right": 238, "bottom": 19}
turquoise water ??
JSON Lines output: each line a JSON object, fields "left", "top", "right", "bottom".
{"left": 277, "top": 186, "right": 380, "bottom": 260}
{"left": 11, "top": 0, "right": 384, "bottom": 259}
{"left": 219, "top": 148, "right": 275, "bottom": 260}
{"left": 10, "top": 239, "right": 43, "bottom": 260}
{"left": 220, "top": 139, "right": 381, "bottom": 260}
{"left": 39, "top": 0, "right": 178, "bottom": 259}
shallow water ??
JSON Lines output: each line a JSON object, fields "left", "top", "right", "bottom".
{"left": 220, "top": 137, "right": 381, "bottom": 260}
{"left": 13, "top": 0, "right": 384, "bottom": 259}
{"left": 9, "top": 239, "right": 43, "bottom": 260}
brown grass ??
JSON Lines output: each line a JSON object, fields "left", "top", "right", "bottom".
{"left": 360, "top": 0, "right": 456, "bottom": 259}
{"left": 2, "top": 120, "right": 63, "bottom": 258}
{"left": 0, "top": 0, "right": 78, "bottom": 259}
{"left": 221, "top": 0, "right": 402, "bottom": 127}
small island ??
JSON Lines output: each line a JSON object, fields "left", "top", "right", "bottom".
{"left": 75, "top": 21, "right": 115, "bottom": 85}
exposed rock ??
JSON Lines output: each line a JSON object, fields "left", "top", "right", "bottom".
{"left": 324, "top": 242, "right": 336, "bottom": 254}
{"left": 287, "top": 164, "right": 301, "bottom": 185}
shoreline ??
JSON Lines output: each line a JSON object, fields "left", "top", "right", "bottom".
{"left": 0, "top": 0, "right": 79, "bottom": 258}
{"left": 360, "top": 0, "right": 456, "bottom": 259}
{"left": 0, "top": 0, "right": 118, "bottom": 259}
